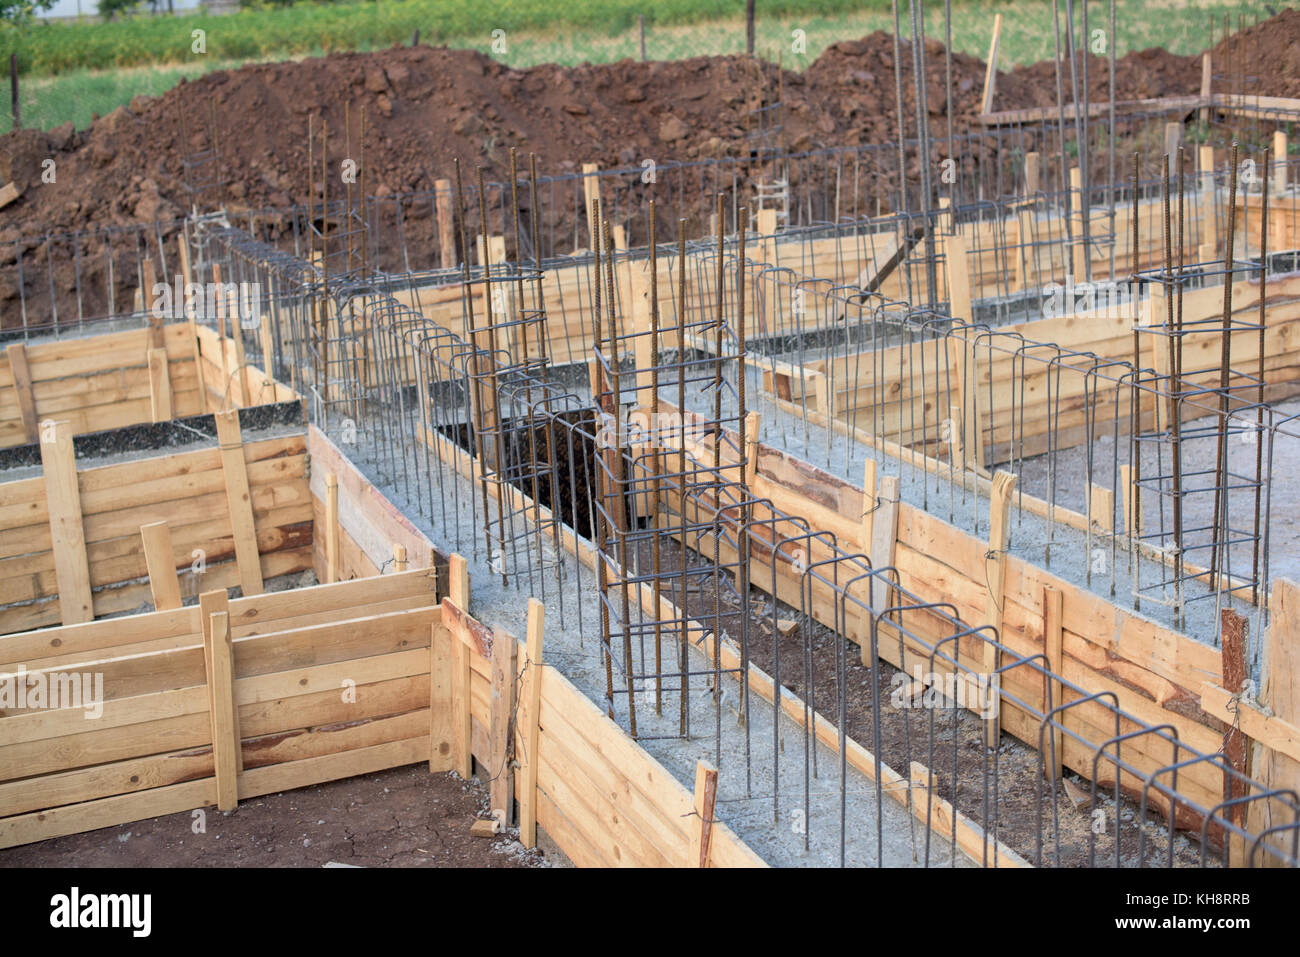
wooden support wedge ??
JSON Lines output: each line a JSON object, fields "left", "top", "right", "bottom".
{"left": 40, "top": 420, "right": 93, "bottom": 625}
{"left": 140, "top": 521, "right": 182, "bottom": 612}
{"left": 5, "top": 343, "right": 38, "bottom": 444}
{"left": 325, "top": 472, "right": 339, "bottom": 584}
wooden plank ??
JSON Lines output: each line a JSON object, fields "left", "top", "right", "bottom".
{"left": 39, "top": 420, "right": 92, "bottom": 625}
{"left": 140, "top": 521, "right": 182, "bottom": 612}
{"left": 205, "top": 610, "right": 240, "bottom": 811}
{"left": 214, "top": 410, "right": 264, "bottom": 596}
{"left": 4, "top": 344, "right": 37, "bottom": 444}
{"left": 517, "top": 597, "right": 544, "bottom": 848}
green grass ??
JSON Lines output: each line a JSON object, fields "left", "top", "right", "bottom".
{"left": 5, "top": 0, "right": 1284, "bottom": 132}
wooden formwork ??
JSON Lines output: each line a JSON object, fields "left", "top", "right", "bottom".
{"left": 0, "top": 415, "right": 313, "bottom": 634}
{"left": 630, "top": 401, "right": 1300, "bottom": 853}
{"left": 0, "top": 506, "right": 763, "bottom": 866}
{"left": 763, "top": 269, "right": 1300, "bottom": 466}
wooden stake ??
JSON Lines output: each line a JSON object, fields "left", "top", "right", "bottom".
{"left": 140, "top": 521, "right": 182, "bottom": 611}
{"left": 516, "top": 597, "right": 545, "bottom": 848}
{"left": 435, "top": 178, "right": 457, "bottom": 269}
{"left": 982, "top": 470, "right": 1017, "bottom": 747}
{"left": 1088, "top": 483, "right": 1115, "bottom": 535}
{"left": 1043, "top": 585, "right": 1064, "bottom": 781}
{"left": 1248, "top": 581, "right": 1300, "bottom": 866}
{"left": 147, "top": 347, "right": 172, "bottom": 423}
{"left": 980, "top": 13, "right": 1002, "bottom": 114}
{"left": 1200, "top": 53, "right": 1212, "bottom": 124}
{"left": 40, "top": 420, "right": 92, "bottom": 625}
{"left": 5, "top": 343, "right": 38, "bottom": 444}
{"left": 142, "top": 258, "right": 163, "bottom": 350}
{"left": 393, "top": 543, "right": 408, "bottom": 572}
{"left": 863, "top": 474, "right": 900, "bottom": 666}
{"left": 214, "top": 410, "right": 264, "bottom": 596}
{"left": 259, "top": 313, "right": 275, "bottom": 386}
{"left": 325, "top": 472, "right": 339, "bottom": 584}
{"left": 1023, "top": 151, "right": 1040, "bottom": 197}
{"left": 1069, "top": 166, "right": 1087, "bottom": 281}
{"left": 1120, "top": 464, "right": 1142, "bottom": 539}
{"left": 1221, "top": 608, "right": 1249, "bottom": 866}
{"left": 488, "top": 627, "right": 518, "bottom": 823}
{"left": 691, "top": 759, "right": 719, "bottom": 867}
{"left": 861, "top": 457, "right": 878, "bottom": 549}
{"left": 1273, "top": 130, "right": 1288, "bottom": 195}
{"left": 448, "top": 552, "right": 469, "bottom": 611}
{"left": 205, "top": 610, "right": 240, "bottom": 812}
{"left": 450, "top": 612, "right": 472, "bottom": 779}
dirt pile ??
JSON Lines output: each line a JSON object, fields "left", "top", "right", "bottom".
{"left": 3, "top": 17, "right": 1280, "bottom": 242}
{"left": 3, "top": 10, "right": 1300, "bottom": 327}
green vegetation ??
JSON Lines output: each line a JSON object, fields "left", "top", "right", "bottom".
{"left": 3, "top": 0, "right": 1283, "bottom": 132}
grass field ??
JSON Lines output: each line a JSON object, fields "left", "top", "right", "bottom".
{"left": 6, "top": 0, "right": 1282, "bottom": 132}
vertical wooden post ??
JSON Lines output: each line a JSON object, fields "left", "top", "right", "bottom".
{"left": 142, "top": 258, "right": 163, "bottom": 350}
{"left": 436, "top": 178, "right": 457, "bottom": 270}
{"left": 516, "top": 597, "right": 545, "bottom": 848}
{"left": 1199, "top": 145, "right": 1217, "bottom": 258}
{"left": 1088, "top": 483, "right": 1115, "bottom": 536}
{"left": 5, "top": 343, "right": 38, "bottom": 444}
{"left": 393, "top": 543, "right": 408, "bottom": 572}
{"left": 982, "top": 470, "right": 1017, "bottom": 747}
{"left": 1199, "top": 52, "right": 1212, "bottom": 125}
{"left": 198, "top": 588, "right": 240, "bottom": 777}
{"left": 1249, "top": 580, "right": 1300, "bottom": 866}
{"left": 225, "top": 287, "right": 252, "bottom": 407}
{"left": 214, "top": 410, "right": 264, "bottom": 596}
{"left": 980, "top": 13, "right": 1002, "bottom": 114}
{"left": 147, "top": 347, "right": 172, "bottom": 423}
{"left": 259, "top": 313, "right": 275, "bottom": 386}
{"left": 488, "top": 627, "right": 518, "bottom": 823}
{"left": 205, "top": 610, "right": 240, "bottom": 812}
{"left": 1221, "top": 608, "right": 1249, "bottom": 866}
{"left": 863, "top": 474, "right": 900, "bottom": 665}
{"left": 1164, "top": 123, "right": 1183, "bottom": 182}
{"left": 1069, "top": 166, "right": 1087, "bottom": 282}
{"left": 1272, "top": 130, "right": 1288, "bottom": 196}
{"left": 325, "top": 472, "right": 339, "bottom": 584}
{"left": 140, "top": 521, "right": 182, "bottom": 611}
{"left": 451, "top": 616, "right": 472, "bottom": 779}
{"left": 1023, "top": 152, "right": 1041, "bottom": 197}
{"left": 40, "top": 420, "right": 92, "bottom": 625}
{"left": 428, "top": 617, "right": 455, "bottom": 773}
{"left": 449, "top": 552, "right": 469, "bottom": 610}
{"left": 1043, "top": 585, "right": 1064, "bottom": 781}
{"left": 691, "top": 759, "right": 719, "bottom": 867}
{"left": 582, "top": 164, "right": 602, "bottom": 242}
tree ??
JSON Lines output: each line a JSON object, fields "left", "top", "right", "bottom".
{"left": 0, "top": 0, "right": 55, "bottom": 26}
{"left": 98, "top": 0, "right": 143, "bottom": 20}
